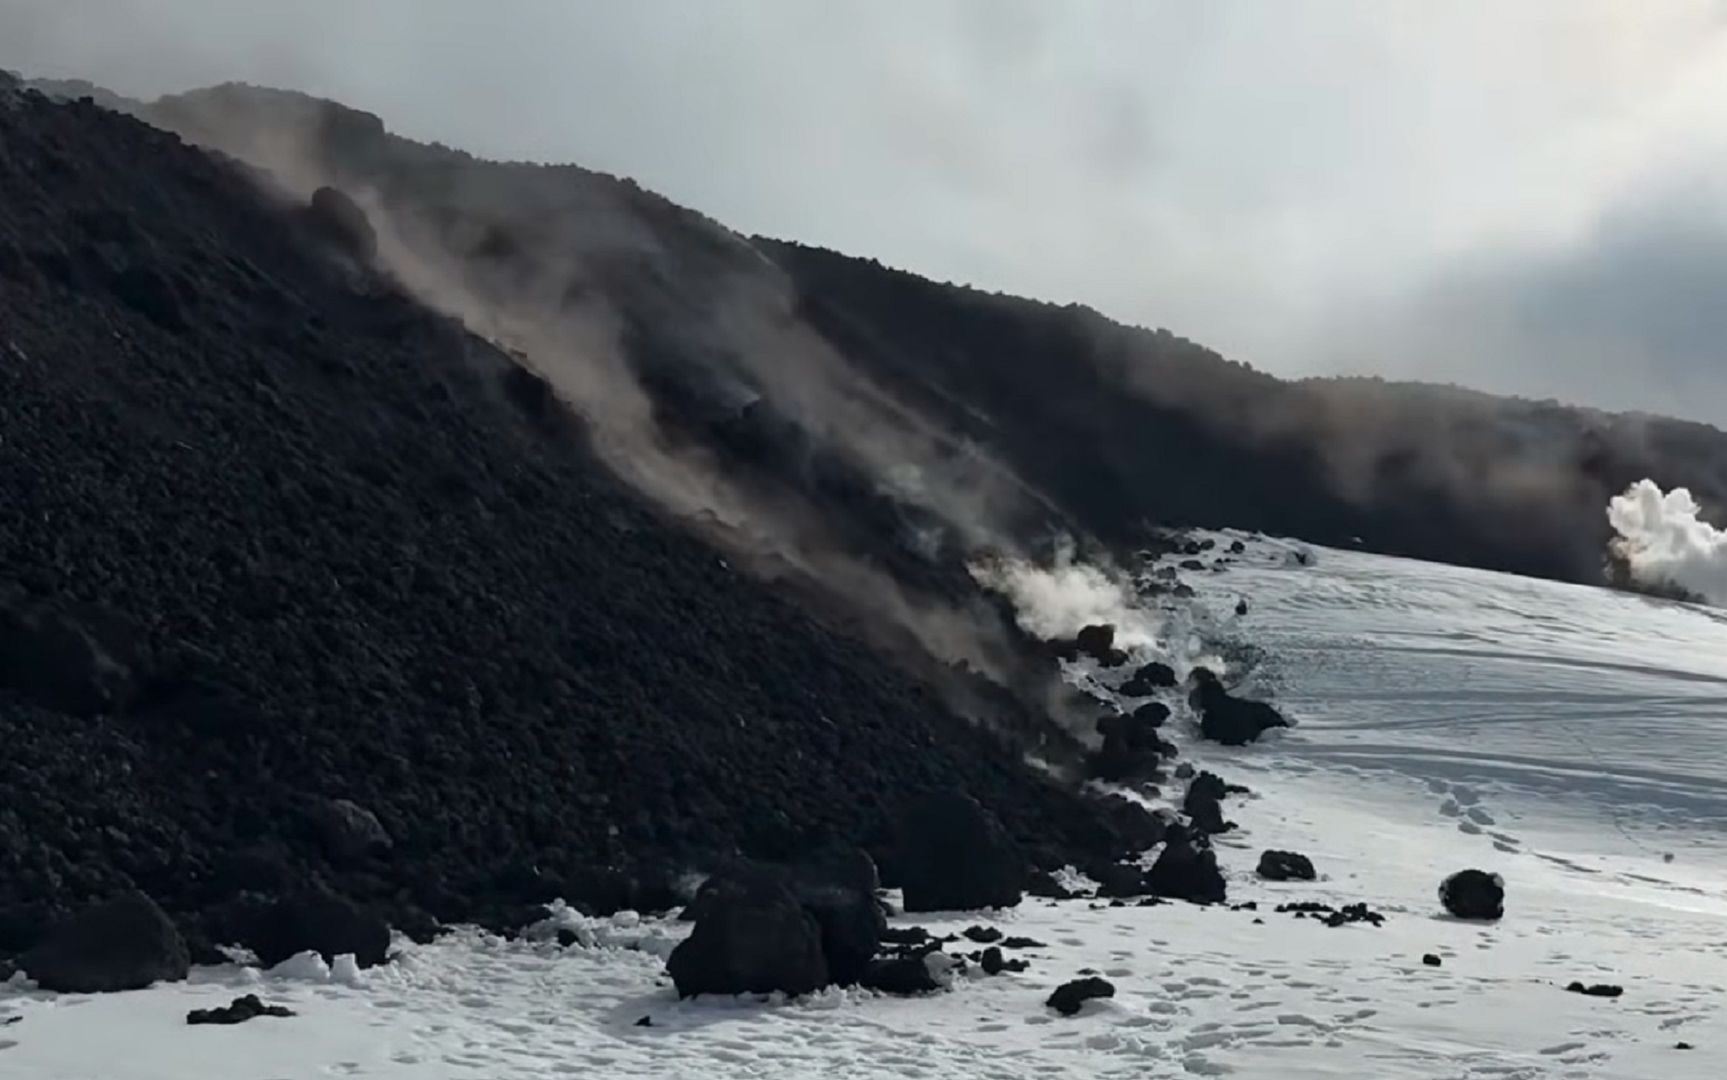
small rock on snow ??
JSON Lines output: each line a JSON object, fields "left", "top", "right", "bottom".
{"left": 186, "top": 994, "right": 295, "bottom": 1026}
{"left": 1047, "top": 976, "right": 1116, "bottom": 1016}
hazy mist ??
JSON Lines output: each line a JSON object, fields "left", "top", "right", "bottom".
{"left": 7, "top": 1, "right": 1727, "bottom": 423}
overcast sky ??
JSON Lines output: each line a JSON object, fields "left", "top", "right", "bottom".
{"left": 6, "top": 1, "right": 1727, "bottom": 423}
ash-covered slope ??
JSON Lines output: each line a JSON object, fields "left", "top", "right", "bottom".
{"left": 0, "top": 80, "right": 1120, "bottom": 951}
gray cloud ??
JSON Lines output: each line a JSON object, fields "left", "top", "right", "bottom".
{"left": 6, "top": 1, "right": 1727, "bottom": 422}
{"left": 1326, "top": 176, "right": 1727, "bottom": 423}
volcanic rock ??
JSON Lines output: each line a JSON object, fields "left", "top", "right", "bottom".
{"left": 304, "top": 186, "right": 376, "bottom": 261}
{"left": 680, "top": 858, "right": 883, "bottom": 986}
{"left": 1087, "top": 792, "right": 1168, "bottom": 854}
{"left": 1189, "top": 669, "right": 1289, "bottom": 745}
{"left": 306, "top": 798, "right": 392, "bottom": 866}
{"left": 227, "top": 889, "right": 392, "bottom": 969}
{"left": 862, "top": 954, "right": 943, "bottom": 995}
{"left": 896, "top": 791, "right": 1025, "bottom": 912}
{"left": 667, "top": 874, "right": 828, "bottom": 998}
{"left": 187, "top": 994, "right": 295, "bottom": 1025}
{"left": 18, "top": 893, "right": 189, "bottom": 993}
{"left": 1144, "top": 837, "right": 1226, "bottom": 905}
{"left": 1091, "top": 862, "right": 1148, "bottom": 899}
{"left": 1439, "top": 870, "right": 1504, "bottom": 921}
{"left": 1256, "top": 851, "right": 1316, "bottom": 882}
{"left": 1119, "top": 662, "right": 1176, "bottom": 696}
{"left": 1026, "top": 871, "right": 1074, "bottom": 900}
{"left": 1047, "top": 976, "right": 1115, "bottom": 1016}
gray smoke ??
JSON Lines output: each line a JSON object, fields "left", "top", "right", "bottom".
{"left": 98, "top": 83, "right": 1068, "bottom": 698}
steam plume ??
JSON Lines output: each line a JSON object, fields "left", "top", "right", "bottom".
{"left": 970, "top": 538, "right": 1159, "bottom": 650}
{"left": 1606, "top": 479, "right": 1727, "bottom": 605}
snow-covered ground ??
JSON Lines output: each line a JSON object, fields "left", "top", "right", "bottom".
{"left": 8, "top": 539, "right": 1727, "bottom": 1079}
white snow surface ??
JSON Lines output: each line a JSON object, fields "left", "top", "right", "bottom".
{"left": 8, "top": 537, "right": 1727, "bottom": 1078}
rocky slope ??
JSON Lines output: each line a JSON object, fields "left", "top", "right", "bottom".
{"left": 0, "top": 78, "right": 1127, "bottom": 958}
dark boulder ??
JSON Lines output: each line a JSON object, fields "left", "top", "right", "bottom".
{"left": 1183, "top": 772, "right": 1239, "bottom": 836}
{"left": 1026, "top": 870, "right": 1074, "bottom": 900}
{"left": 789, "top": 871, "right": 883, "bottom": 987}
{"left": 1047, "top": 976, "right": 1115, "bottom": 1016}
{"left": 1058, "top": 624, "right": 1130, "bottom": 667}
{"left": 187, "top": 994, "right": 295, "bottom": 1025}
{"left": 667, "top": 874, "right": 828, "bottom": 998}
{"left": 962, "top": 925, "right": 1002, "bottom": 944}
{"left": 1186, "top": 770, "right": 1248, "bottom": 802}
{"left": 794, "top": 844, "right": 881, "bottom": 898}
{"left": 1439, "top": 869, "right": 1504, "bottom": 921}
{"left": 1091, "top": 862, "right": 1147, "bottom": 899}
{"left": 681, "top": 855, "right": 883, "bottom": 986}
{"left": 976, "top": 946, "right": 1027, "bottom": 975}
{"left": 980, "top": 946, "right": 1005, "bottom": 975}
{"left": 896, "top": 791, "right": 1025, "bottom": 913}
{"left": 305, "top": 186, "right": 377, "bottom": 262}
{"left": 1130, "top": 701, "right": 1171, "bottom": 727}
{"left": 1256, "top": 851, "right": 1316, "bottom": 882}
{"left": 1566, "top": 982, "right": 1623, "bottom": 999}
{"left": 19, "top": 893, "right": 189, "bottom": 993}
{"left": 1075, "top": 624, "right": 1115, "bottom": 658}
{"left": 230, "top": 889, "right": 392, "bottom": 968}
{"left": 1183, "top": 789, "right": 1232, "bottom": 836}
{"left": 1119, "top": 662, "right": 1177, "bottom": 696}
{"left": 1422, "top": 953, "right": 1442, "bottom": 967}
{"left": 1091, "top": 711, "right": 1177, "bottom": 782}
{"left": 1189, "top": 669, "right": 1289, "bottom": 746}
{"left": 1088, "top": 793, "right": 1168, "bottom": 854}
{"left": 1145, "top": 837, "right": 1226, "bottom": 905}
{"left": 861, "top": 954, "right": 942, "bottom": 995}
{"left": 306, "top": 798, "right": 392, "bottom": 865}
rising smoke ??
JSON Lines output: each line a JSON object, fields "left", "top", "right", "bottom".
{"left": 969, "top": 538, "right": 1159, "bottom": 649}
{"left": 1606, "top": 479, "right": 1727, "bottom": 606}
{"left": 120, "top": 83, "right": 1085, "bottom": 700}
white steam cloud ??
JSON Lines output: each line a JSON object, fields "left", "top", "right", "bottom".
{"left": 969, "top": 539, "right": 1159, "bottom": 650}
{"left": 1607, "top": 479, "right": 1727, "bottom": 605}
